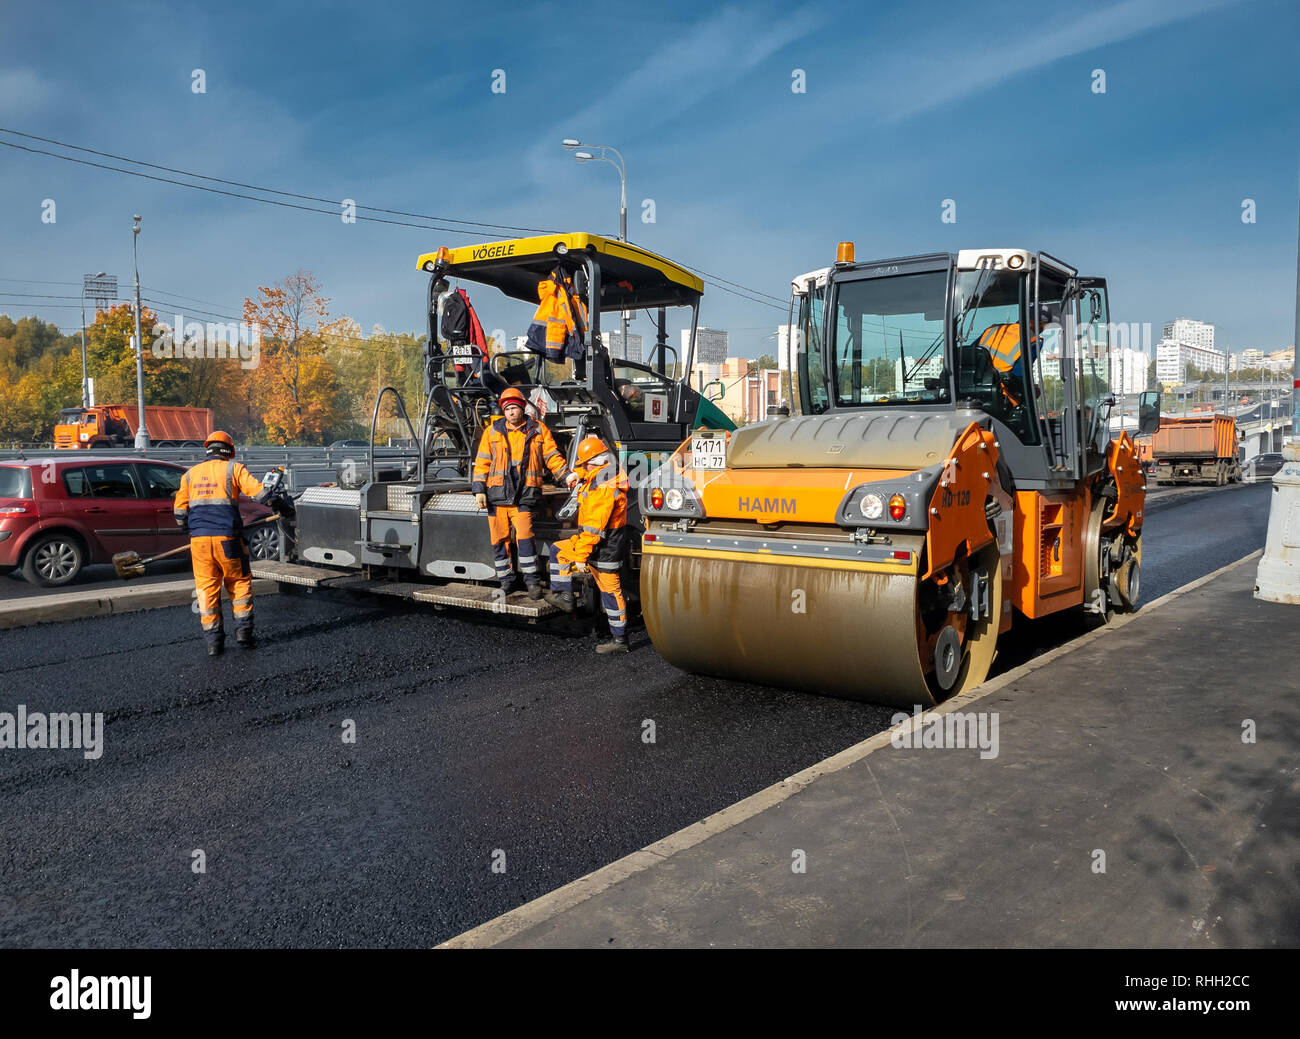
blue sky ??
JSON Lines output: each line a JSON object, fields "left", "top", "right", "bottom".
{"left": 1, "top": 0, "right": 1297, "bottom": 360}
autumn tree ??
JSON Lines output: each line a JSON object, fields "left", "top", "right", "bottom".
{"left": 0, "top": 315, "right": 82, "bottom": 441}
{"left": 243, "top": 272, "right": 345, "bottom": 444}
{"left": 324, "top": 319, "right": 427, "bottom": 442}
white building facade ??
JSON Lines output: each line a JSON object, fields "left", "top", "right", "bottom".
{"left": 1161, "top": 319, "right": 1215, "bottom": 352}
{"left": 1109, "top": 348, "right": 1149, "bottom": 394}
{"left": 1156, "top": 339, "right": 1226, "bottom": 383}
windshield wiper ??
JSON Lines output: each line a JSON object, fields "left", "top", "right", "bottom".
{"left": 953, "top": 267, "right": 995, "bottom": 347}
{"left": 903, "top": 327, "right": 945, "bottom": 386}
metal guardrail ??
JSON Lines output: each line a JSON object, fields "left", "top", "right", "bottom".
{"left": 0, "top": 444, "right": 423, "bottom": 493}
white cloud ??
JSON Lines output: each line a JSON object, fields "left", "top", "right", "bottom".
{"left": 525, "top": 4, "right": 826, "bottom": 179}
{"left": 0, "top": 68, "right": 57, "bottom": 119}
{"left": 877, "top": 0, "right": 1244, "bottom": 120}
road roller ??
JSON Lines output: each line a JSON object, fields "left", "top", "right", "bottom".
{"left": 639, "top": 245, "right": 1162, "bottom": 705}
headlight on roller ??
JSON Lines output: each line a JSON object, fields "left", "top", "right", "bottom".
{"left": 664, "top": 488, "right": 684, "bottom": 511}
{"left": 860, "top": 493, "right": 884, "bottom": 520}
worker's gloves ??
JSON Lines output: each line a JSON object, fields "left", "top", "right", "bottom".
{"left": 475, "top": 493, "right": 487, "bottom": 509}
{"left": 565, "top": 472, "right": 579, "bottom": 488}
{"left": 174, "top": 514, "right": 189, "bottom": 532}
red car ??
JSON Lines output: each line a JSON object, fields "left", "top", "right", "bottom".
{"left": 0, "top": 457, "right": 275, "bottom": 587}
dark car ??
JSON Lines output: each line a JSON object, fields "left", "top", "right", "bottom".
{"left": 1243, "top": 452, "right": 1285, "bottom": 483}
{"left": 0, "top": 457, "right": 275, "bottom": 587}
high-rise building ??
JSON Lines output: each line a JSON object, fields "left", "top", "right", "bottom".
{"left": 1109, "top": 348, "right": 1149, "bottom": 394}
{"left": 684, "top": 326, "right": 729, "bottom": 364}
{"left": 603, "top": 330, "right": 643, "bottom": 364}
{"left": 893, "top": 355, "right": 944, "bottom": 391}
{"left": 1156, "top": 339, "right": 1226, "bottom": 383}
{"left": 1161, "top": 319, "right": 1215, "bottom": 352}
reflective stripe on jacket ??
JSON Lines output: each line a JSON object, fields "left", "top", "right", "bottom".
{"left": 524, "top": 275, "right": 587, "bottom": 363}
{"left": 566, "top": 463, "right": 629, "bottom": 567}
{"left": 174, "top": 457, "right": 264, "bottom": 537}
{"left": 471, "top": 417, "right": 569, "bottom": 506}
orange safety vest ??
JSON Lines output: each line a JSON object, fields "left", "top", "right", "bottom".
{"left": 472, "top": 417, "right": 569, "bottom": 507}
{"left": 979, "top": 323, "right": 1023, "bottom": 373}
{"left": 173, "top": 457, "right": 264, "bottom": 537}
{"left": 569, "top": 464, "right": 629, "bottom": 568}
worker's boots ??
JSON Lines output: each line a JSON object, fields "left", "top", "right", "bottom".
{"left": 207, "top": 639, "right": 224, "bottom": 658}
{"left": 595, "top": 634, "right": 629, "bottom": 655}
{"left": 544, "top": 589, "right": 575, "bottom": 613}
{"left": 526, "top": 581, "right": 543, "bottom": 600}
{"left": 236, "top": 628, "right": 256, "bottom": 649}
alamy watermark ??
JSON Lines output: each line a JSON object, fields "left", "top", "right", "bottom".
{"left": 0, "top": 704, "right": 103, "bottom": 759}
{"left": 890, "top": 705, "right": 999, "bottom": 760}
{"left": 151, "top": 312, "right": 261, "bottom": 369}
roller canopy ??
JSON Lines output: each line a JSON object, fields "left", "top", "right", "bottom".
{"left": 416, "top": 233, "right": 704, "bottom": 310}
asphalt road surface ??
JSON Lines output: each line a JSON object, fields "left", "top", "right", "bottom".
{"left": 0, "top": 483, "right": 1274, "bottom": 947}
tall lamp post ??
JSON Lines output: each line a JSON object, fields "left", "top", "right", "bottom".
{"left": 80, "top": 271, "right": 106, "bottom": 408}
{"left": 130, "top": 215, "right": 149, "bottom": 451}
{"left": 562, "top": 138, "right": 629, "bottom": 356}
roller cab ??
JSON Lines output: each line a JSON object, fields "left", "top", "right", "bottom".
{"left": 640, "top": 247, "right": 1159, "bottom": 704}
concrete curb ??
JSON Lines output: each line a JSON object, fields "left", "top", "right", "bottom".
{"left": 0, "top": 578, "right": 279, "bottom": 630}
{"left": 438, "top": 549, "right": 1265, "bottom": 949}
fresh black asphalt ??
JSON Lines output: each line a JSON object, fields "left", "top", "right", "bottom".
{"left": 0, "top": 483, "right": 1273, "bottom": 946}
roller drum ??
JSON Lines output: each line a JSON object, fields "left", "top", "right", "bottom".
{"left": 642, "top": 540, "right": 1002, "bottom": 707}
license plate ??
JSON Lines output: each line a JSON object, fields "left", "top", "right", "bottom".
{"left": 691, "top": 434, "right": 727, "bottom": 470}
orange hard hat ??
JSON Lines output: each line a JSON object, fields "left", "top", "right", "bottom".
{"left": 573, "top": 435, "right": 609, "bottom": 467}
{"left": 498, "top": 387, "right": 528, "bottom": 410}
{"left": 204, "top": 430, "right": 234, "bottom": 450}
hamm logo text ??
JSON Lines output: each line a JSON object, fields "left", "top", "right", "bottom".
{"left": 737, "top": 496, "right": 796, "bottom": 515}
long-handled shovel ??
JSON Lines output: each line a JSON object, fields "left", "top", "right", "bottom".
{"left": 112, "top": 514, "right": 283, "bottom": 580}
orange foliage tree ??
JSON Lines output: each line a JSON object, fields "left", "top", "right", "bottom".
{"left": 243, "top": 271, "right": 344, "bottom": 444}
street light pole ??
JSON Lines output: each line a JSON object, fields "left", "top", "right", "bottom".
{"left": 131, "top": 215, "right": 149, "bottom": 451}
{"left": 563, "top": 139, "right": 630, "bottom": 358}
{"left": 79, "top": 271, "right": 105, "bottom": 409}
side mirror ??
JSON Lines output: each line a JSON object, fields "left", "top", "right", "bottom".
{"left": 1138, "top": 390, "right": 1161, "bottom": 436}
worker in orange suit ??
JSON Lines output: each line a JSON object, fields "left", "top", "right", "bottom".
{"left": 173, "top": 431, "right": 268, "bottom": 656}
{"left": 544, "top": 436, "right": 630, "bottom": 654}
{"left": 472, "top": 387, "right": 575, "bottom": 597}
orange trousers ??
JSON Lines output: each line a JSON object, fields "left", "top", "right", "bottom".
{"left": 486, "top": 505, "right": 539, "bottom": 585}
{"left": 191, "top": 534, "right": 253, "bottom": 644}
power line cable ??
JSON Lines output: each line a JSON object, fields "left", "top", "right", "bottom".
{"left": 0, "top": 127, "right": 553, "bottom": 235}
{"left": 1, "top": 127, "right": 795, "bottom": 312}
{"left": 0, "top": 137, "right": 524, "bottom": 238}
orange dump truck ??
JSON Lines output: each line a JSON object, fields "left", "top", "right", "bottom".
{"left": 53, "top": 405, "right": 214, "bottom": 449}
{"left": 1152, "top": 414, "right": 1240, "bottom": 486}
